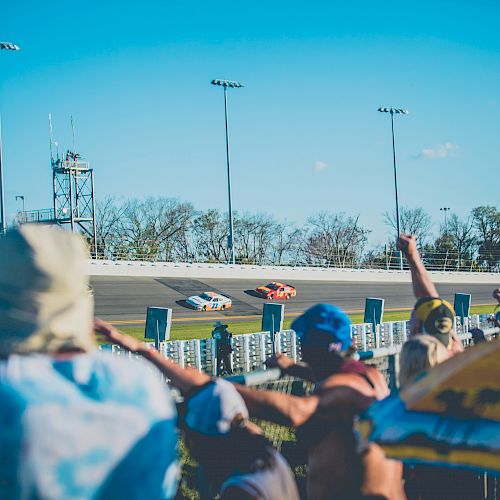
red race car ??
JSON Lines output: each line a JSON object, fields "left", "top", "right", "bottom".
{"left": 255, "top": 282, "right": 296, "bottom": 300}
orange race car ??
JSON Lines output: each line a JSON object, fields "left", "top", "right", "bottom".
{"left": 255, "top": 282, "right": 296, "bottom": 300}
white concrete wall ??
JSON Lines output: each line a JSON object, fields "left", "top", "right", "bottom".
{"left": 87, "top": 260, "right": 499, "bottom": 284}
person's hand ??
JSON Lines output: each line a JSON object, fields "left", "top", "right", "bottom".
{"left": 94, "top": 317, "right": 144, "bottom": 352}
{"left": 397, "top": 234, "right": 419, "bottom": 259}
{"left": 449, "top": 331, "right": 464, "bottom": 355}
{"left": 265, "top": 353, "right": 295, "bottom": 373}
{"left": 487, "top": 316, "right": 500, "bottom": 327}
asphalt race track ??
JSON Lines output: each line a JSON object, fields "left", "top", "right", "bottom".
{"left": 90, "top": 276, "right": 496, "bottom": 325}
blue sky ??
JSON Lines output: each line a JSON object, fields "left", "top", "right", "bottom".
{"left": 1, "top": 1, "right": 499, "bottom": 244}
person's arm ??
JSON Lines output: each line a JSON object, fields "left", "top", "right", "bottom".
{"left": 235, "top": 378, "right": 377, "bottom": 428}
{"left": 265, "top": 353, "right": 315, "bottom": 382}
{"left": 397, "top": 234, "right": 438, "bottom": 299}
{"left": 94, "top": 318, "right": 210, "bottom": 393}
{"left": 235, "top": 384, "right": 319, "bottom": 427}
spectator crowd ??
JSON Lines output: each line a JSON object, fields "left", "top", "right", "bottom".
{"left": 0, "top": 224, "right": 498, "bottom": 499}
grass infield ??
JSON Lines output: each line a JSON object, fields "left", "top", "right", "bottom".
{"left": 117, "top": 304, "right": 495, "bottom": 342}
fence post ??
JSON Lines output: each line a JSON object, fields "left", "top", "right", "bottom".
{"left": 178, "top": 341, "right": 185, "bottom": 368}
{"left": 210, "top": 339, "right": 217, "bottom": 376}
{"left": 259, "top": 333, "right": 267, "bottom": 367}
{"left": 243, "top": 334, "right": 250, "bottom": 373}
{"left": 443, "top": 250, "right": 448, "bottom": 271}
{"left": 375, "top": 325, "right": 381, "bottom": 349}
{"left": 362, "top": 325, "right": 368, "bottom": 352}
{"left": 291, "top": 331, "right": 298, "bottom": 362}
{"left": 274, "top": 331, "right": 281, "bottom": 354}
{"left": 194, "top": 339, "right": 202, "bottom": 372}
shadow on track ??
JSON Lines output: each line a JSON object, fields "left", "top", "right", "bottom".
{"left": 176, "top": 299, "right": 194, "bottom": 310}
{"left": 244, "top": 289, "right": 264, "bottom": 299}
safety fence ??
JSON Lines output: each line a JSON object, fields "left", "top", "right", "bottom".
{"left": 89, "top": 248, "right": 500, "bottom": 272}
{"left": 100, "top": 314, "right": 496, "bottom": 379}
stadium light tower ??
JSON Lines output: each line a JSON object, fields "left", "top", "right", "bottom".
{"left": 0, "top": 42, "right": 20, "bottom": 234}
{"left": 440, "top": 207, "right": 451, "bottom": 233}
{"left": 211, "top": 79, "right": 244, "bottom": 265}
{"left": 378, "top": 107, "right": 408, "bottom": 271}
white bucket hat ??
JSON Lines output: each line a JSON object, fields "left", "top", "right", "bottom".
{"left": 0, "top": 224, "right": 94, "bottom": 355}
{"left": 185, "top": 379, "right": 249, "bottom": 436}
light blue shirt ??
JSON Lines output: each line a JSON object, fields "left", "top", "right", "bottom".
{"left": 0, "top": 351, "right": 179, "bottom": 500}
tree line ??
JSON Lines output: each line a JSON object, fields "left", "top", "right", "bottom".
{"left": 95, "top": 196, "right": 500, "bottom": 271}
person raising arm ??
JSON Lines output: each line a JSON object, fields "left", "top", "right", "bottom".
{"left": 95, "top": 318, "right": 300, "bottom": 500}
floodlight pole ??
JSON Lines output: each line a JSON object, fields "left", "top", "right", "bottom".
{"left": 440, "top": 207, "right": 450, "bottom": 234}
{"left": 390, "top": 111, "right": 403, "bottom": 270}
{"left": 223, "top": 85, "right": 235, "bottom": 265}
{"left": 0, "top": 42, "right": 20, "bottom": 234}
{"left": 211, "top": 79, "right": 243, "bottom": 265}
{"left": 378, "top": 107, "right": 408, "bottom": 271}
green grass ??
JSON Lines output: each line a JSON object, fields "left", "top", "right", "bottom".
{"left": 117, "top": 304, "right": 496, "bottom": 342}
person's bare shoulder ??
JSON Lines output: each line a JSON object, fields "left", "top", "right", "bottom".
{"left": 317, "top": 371, "right": 383, "bottom": 398}
{"left": 315, "top": 374, "right": 379, "bottom": 415}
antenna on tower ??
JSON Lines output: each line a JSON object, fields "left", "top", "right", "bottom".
{"left": 70, "top": 115, "right": 76, "bottom": 154}
{"left": 48, "top": 113, "right": 54, "bottom": 163}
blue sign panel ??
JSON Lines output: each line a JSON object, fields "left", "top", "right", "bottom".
{"left": 145, "top": 307, "right": 172, "bottom": 349}
{"left": 454, "top": 293, "right": 471, "bottom": 320}
{"left": 262, "top": 303, "right": 284, "bottom": 337}
{"left": 364, "top": 298, "right": 384, "bottom": 329}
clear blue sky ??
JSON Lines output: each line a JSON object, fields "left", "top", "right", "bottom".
{"left": 1, "top": 1, "right": 499, "bottom": 244}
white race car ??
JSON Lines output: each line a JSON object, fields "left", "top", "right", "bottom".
{"left": 186, "top": 292, "right": 232, "bottom": 311}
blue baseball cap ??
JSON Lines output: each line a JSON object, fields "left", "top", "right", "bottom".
{"left": 291, "top": 304, "right": 352, "bottom": 352}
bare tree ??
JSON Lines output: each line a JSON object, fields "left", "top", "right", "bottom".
{"left": 192, "top": 209, "right": 231, "bottom": 263}
{"left": 472, "top": 206, "right": 500, "bottom": 270}
{"left": 384, "top": 206, "right": 432, "bottom": 246}
{"left": 270, "top": 223, "right": 303, "bottom": 266}
{"left": 425, "top": 214, "right": 476, "bottom": 271}
{"left": 447, "top": 214, "right": 476, "bottom": 268}
{"left": 234, "top": 213, "right": 278, "bottom": 264}
{"left": 303, "top": 212, "right": 369, "bottom": 267}
{"left": 116, "top": 197, "right": 195, "bottom": 261}
{"left": 95, "top": 195, "right": 125, "bottom": 258}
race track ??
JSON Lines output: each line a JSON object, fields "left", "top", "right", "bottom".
{"left": 90, "top": 276, "right": 496, "bottom": 325}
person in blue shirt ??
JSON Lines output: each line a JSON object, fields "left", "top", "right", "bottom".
{"left": 0, "top": 225, "right": 179, "bottom": 500}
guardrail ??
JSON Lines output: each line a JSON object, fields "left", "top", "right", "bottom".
{"left": 100, "top": 314, "right": 497, "bottom": 378}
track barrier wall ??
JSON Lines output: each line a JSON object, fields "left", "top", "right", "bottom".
{"left": 88, "top": 259, "right": 499, "bottom": 283}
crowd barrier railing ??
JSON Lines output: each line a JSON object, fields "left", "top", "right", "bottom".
{"left": 100, "top": 314, "right": 497, "bottom": 379}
